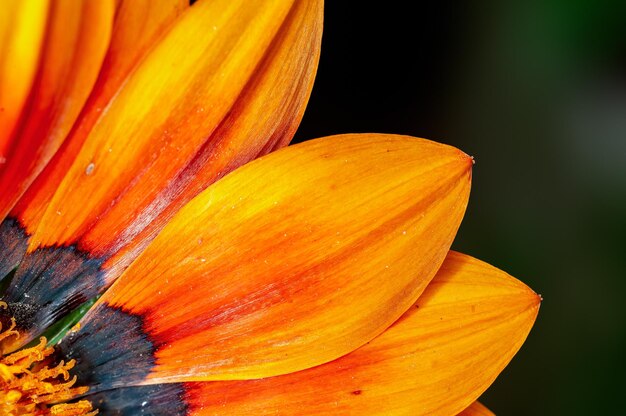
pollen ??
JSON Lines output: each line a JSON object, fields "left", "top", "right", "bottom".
{"left": 0, "top": 303, "right": 96, "bottom": 415}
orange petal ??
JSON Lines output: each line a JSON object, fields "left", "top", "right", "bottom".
{"left": 98, "top": 0, "right": 189, "bottom": 105}
{"left": 100, "top": 0, "right": 323, "bottom": 277}
{"left": 82, "top": 389, "right": 496, "bottom": 415}
{"left": 178, "top": 251, "right": 539, "bottom": 415}
{"left": 458, "top": 401, "right": 496, "bottom": 416}
{"left": 58, "top": 134, "right": 471, "bottom": 390}
{"left": 0, "top": 0, "right": 114, "bottom": 220}
{"left": 0, "top": 0, "right": 185, "bottom": 283}
{"left": 27, "top": 0, "right": 301, "bottom": 253}
{"left": 1, "top": 0, "right": 323, "bottom": 350}
{"left": 9, "top": 0, "right": 188, "bottom": 229}
{"left": 0, "top": 0, "right": 48, "bottom": 160}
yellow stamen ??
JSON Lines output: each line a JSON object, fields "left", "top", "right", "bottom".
{"left": 0, "top": 302, "right": 19, "bottom": 345}
{"left": 0, "top": 305, "right": 97, "bottom": 415}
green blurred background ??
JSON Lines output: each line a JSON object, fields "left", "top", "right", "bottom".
{"left": 294, "top": 1, "right": 626, "bottom": 414}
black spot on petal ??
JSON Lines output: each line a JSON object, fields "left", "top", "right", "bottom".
{"left": 86, "top": 383, "right": 188, "bottom": 415}
{"left": 1, "top": 245, "right": 105, "bottom": 348}
{"left": 0, "top": 217, "right": 29, "bottom": 281}
{"left": 56, "top": 303, "right": 156, "bottom": 394}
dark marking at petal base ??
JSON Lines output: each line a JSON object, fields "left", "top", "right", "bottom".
{"left": 0, "top": 217, "right": 29, "bottom": 281}
{"left": 0, "top": 245, "right": 105, "bottom": 349}
{"left": 55, "top": 303, "right": 155, "bottom": 394}
{"left": 86, "top": 383, "right": 188, "bottom": 415}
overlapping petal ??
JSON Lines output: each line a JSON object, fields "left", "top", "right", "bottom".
{"left": 458, "top": 402, "right": 495, "bottom": 416}
{"left": 0, "top": 0, "right": 114, "bottom": 220}
{"left": 177, "top": 251, "right": 538, "bottom": 415}
{"left": 9, "top": 0, "right": 188, "bottom": 232}
{"left": 24, "top": 0, "right": 303, "bottom": 253}
{"left": 0, "top": 1, "right": 540, "bottom": 414}
{"left": 0, "top": 0, "right": 323, "bottom": 350}
{"left": 0, "top": 0, "right": 48, "bottom": 158}
{"left": 0, "top": 0, "right": 187, "bottom": 279}
{"left": 77, "top": 251, "right": 537, "bottom": 414}
{"left": 56, "top": 133, "right": 471, "bottom": 391}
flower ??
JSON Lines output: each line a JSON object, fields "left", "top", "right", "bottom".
{"left": 0, "top": 0, "right": 540, "bottom": 415}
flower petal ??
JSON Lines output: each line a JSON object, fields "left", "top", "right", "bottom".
{"left": 95, "top": 0, "right": 188, "bottom": 106}
{"left": 84, "top": 384, "right": 188, "bottom": 415}
{"left": 458, "top": 401, "right": 496, "bottom": 416}
{"left": 22, "top": 0, "right": 304, "bottom": 252}
{"left": 0, "top": 0, "right": 114, "bottom": 220}
{"left": 176, "top": 251, "right": 538, "bottom": 415}
{"left": 57, "top": 134, "right": 471, "bottom": 391}
{"left": 1, "top": 0, "right": 322, "bottom": 349}
{"left": 0, "top": 0, "right": 187, "bottom": 278}
{"left": 0, "top": 0, "right": 48, "bottom": 158}
{"left": 78, "top": 251, "right": 536, "bottom": 415}
{"left": 84, "top": 388, "right": 497, "bottom": 415}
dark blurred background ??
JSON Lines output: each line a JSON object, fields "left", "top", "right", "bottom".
{"left": 294, "top": 2, "right": 626, "bottom": 415}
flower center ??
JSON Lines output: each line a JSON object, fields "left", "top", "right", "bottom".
{"left": 0, "top": 303, "right": 96, "bottom": 415}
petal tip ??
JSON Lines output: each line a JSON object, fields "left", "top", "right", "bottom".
{"left": 443, "top": 145, "right": 473, "bottom": 181}
{"left": 531, "top": 290, "right": 543, "bottom": 313}
{"left": 459, "top": 149, "right": 475, "bottom": 170}
{"left": 513, "top": 281, "right": 542, "bottom": 321}
{"left": 520, "top": 283, "right": 542, "bottom": 313}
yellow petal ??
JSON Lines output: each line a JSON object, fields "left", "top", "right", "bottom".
{"left": 179, "top": 251, "right": 539, "bottom": 415}
{"left": 0, "top": 0, "right": 48, "bottom": 157}
{"left": 102, "top": 0, "right": 188, "bottom": 97}
{"left": 66, "top": 133, "right": 471, "bottom": 388}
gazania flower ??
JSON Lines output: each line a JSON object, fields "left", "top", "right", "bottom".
{"left": 0, "top": 0, "right": 540, "bottom": 415}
